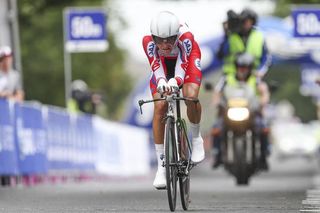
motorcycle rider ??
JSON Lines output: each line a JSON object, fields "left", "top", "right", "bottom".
{"left": 211, "top": 52, "right": 270, "bottom": 170}
{"left": 216, "top": 8, "right": 272, "bottom": 78}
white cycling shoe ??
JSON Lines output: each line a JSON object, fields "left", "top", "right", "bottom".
{"left": 153, "top": 168, "right": 166, "bottom": 190}
{"left": 191, "top": 136, "right": 205, "bottom": 163}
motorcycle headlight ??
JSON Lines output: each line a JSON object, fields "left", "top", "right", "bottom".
{"left": 227, "top": 107, "right": 249, "bottom": 121}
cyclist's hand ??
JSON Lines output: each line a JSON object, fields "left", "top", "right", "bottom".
{"left": 168, "top": 78, "right": 179, "bottom": 93}
{"left": 157, "top": 78, "right": 168, "bottom": 94}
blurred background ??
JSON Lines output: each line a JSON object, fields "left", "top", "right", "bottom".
{"left": 1, "top": 0, "right": 320, "bottom": 211}
{"left": 0, "top": 0, "right": 318, "bottom": 121}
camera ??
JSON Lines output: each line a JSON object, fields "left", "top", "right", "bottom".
{"left": 226, "top": 10, "right": 241, "bottom": 34}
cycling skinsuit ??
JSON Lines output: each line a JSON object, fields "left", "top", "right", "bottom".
{"left": 142, "top": 24, "right": 202, "bottom": 95}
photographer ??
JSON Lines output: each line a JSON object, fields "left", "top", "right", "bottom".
{"left": 67, "top": 79, "right": 102, "bottom": 114}
{"left": 216, "top": 8, "right": 272, "bottom": 78}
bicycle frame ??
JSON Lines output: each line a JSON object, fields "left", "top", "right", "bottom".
{"left": 138, "top": 92, "right": 197, "bottom": 173}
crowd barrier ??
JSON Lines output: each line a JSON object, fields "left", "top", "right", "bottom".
{"left": 0, "top": 98, "right": 150, "bottom": 178}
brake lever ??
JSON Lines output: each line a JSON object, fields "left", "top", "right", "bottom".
{"left": 138, "top": 100, "right": 144, "bottom": 115}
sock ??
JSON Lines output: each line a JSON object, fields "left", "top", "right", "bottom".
{"left": 190, "top": 122, "right": 201, "bottom": 139}
{"left": 155, "top": 144, "right": 164, "bottom": 169}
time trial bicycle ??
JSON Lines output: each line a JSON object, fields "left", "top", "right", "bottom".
{"left": 139, "top": 90, "right": 198, "bottom": 211}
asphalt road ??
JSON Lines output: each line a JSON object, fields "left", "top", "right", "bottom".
{"left": 0, "top": 156, "right": 318, "bottom": 213}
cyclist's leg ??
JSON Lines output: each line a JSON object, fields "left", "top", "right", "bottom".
{"left": 182, "top": 82, "right": 204, "bottom": 163}
{"left": 150, "top": 76, "right": 168, "bottom": 188}
{"left": 182, "top": 45, "right": 204, "bottom": 163}
{"left": 183, "top": 82, "right": 201, "bottom": 124}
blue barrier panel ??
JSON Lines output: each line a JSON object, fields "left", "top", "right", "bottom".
{"left": 75, "top": 114, "right": 96, "bottom": 170}
{"left": 46, "top": 107, "right": 72, "bottom": 170}
{"left": 15, "top": 103, "right": 47, "bottom": 175}
{"left": 0, "top": 99, "right": 19, "bottom": 175}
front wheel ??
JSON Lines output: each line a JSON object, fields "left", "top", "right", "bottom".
{"left": 234, "top": 136, "right": 249, "bottom": 185}
{"left": 165, "top": 117, "right": 178, "bottom": 211}
{"left": 177, "top": 120, "right": 191, "bottom": 210}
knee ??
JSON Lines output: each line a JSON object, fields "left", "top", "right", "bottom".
{"left": 153, "top": 102, "right": 167, "bottom": 119}
{"left": 183, "top": 84, "right": 200, "bottom": 107}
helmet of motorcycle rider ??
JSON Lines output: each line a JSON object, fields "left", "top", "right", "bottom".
{"left": 234, "top": 52, "right": 255, "bottom": 80}
{"left": 150, "top": 11, "right": 180, "bottom": 46}
{"left": 240, "top": 8, "right": 258, "bottom": 26}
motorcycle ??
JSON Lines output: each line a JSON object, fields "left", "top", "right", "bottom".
{"left": 220, "top": 82, "right": 263, "bottom": 185}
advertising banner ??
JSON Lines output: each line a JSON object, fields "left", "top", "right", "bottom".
{"left": 73, "top": 114, "right": 96, "bottom": 170}
{"left": 46, "top": 107, "right": 72, "bottom": 170}
{"left": 0, "top": 99, "right": 18, "bottom": 175}
{"left": 93, "top": 117, "right": 150, "bottom": 176}
{"left": 15, "top": 103, "right": 47, "bottom": 174}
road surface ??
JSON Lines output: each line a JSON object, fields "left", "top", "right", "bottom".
{"left": 0, "top": 156, "right": 318, "bottom": 213}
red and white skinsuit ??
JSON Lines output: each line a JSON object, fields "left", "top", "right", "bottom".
{"left": 142, "top": 24, "right": 202, "bottom": 95}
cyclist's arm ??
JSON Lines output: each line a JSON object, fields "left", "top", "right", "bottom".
{"left": 142, "top": 35, "right": 166, "bottom": 83}
{"left": 174, "top": 30, "right": 195, "bottom": 86}
{"left": 176, "top": 30, "right": 202, "bottom": 87}
{"left": 173, "top": 49, "right": 185, "bottom": 87}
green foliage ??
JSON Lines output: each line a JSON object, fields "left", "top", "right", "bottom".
{"left": 18, "top": 0, "right": 131, "bottom": 119}
{"left": 264, "top": 64, "right": 317, "bottom": 122}
{"left": 274, "top": 0, "right": 320, "bottom": 17}
{"left": 271, "top": 0, "right": 319, "bottom": 122}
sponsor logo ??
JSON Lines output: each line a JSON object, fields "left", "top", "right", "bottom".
{"left": 194, "top": 58, "right": 201, "bottom": 70}
{"left": 181, "top": 63, "right": 188, "bottom": 71}
{"left": 147, "top": 42, "right": 155, "bottom": 57}
{"left": 196, "top": 76, "right": 201, "bottom": 83}
{"left": 151, "top": 60, "right": 160, "bottom": 71}
{"left": 183, "top": 39, "right": 192, "bottom": 56}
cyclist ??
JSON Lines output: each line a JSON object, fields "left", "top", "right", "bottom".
{"left": 142, "top": 11, "right": 205, "bottom": 189}
{"left": 211, "top": 52, "right": 270, "bottom": 170}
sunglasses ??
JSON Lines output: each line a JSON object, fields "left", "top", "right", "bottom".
{"left": 152, "top": 35, "right": 177, "bottom": 44}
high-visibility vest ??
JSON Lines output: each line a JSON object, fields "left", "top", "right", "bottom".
{"left": 67, "top": 98, "right": 79, "bottom": 113}
{"left": 226, "top": 74, "right": 257, "bottom": 94}
{"left": 223, "top": 30, "right": 264, "bottom": 74}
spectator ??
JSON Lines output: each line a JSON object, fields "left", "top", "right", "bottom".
{"left": 67, "top": 79, "right": 101, "bottom": 114}
{"left": 0, "top": 46, "right": 24, "bottom": 102}
{"left": 0, "top": 45, "right": 24, "bottom": 186}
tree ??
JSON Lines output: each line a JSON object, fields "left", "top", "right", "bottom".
{"left": 274, "top": 0, "right": 320, "bottom": 17}
{"left": 18, "top": 0, "right": 132, "bottom": 119}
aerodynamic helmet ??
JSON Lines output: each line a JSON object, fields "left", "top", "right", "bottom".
{"left": 150, "top": 11, "right": 180, "bottom": 44}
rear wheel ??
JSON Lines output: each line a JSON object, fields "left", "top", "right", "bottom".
{"left": 165, "top": 117, "right": 178, "bottom": 211}
{"left": 178, "top": 120, "right": 191, "bottom": 210}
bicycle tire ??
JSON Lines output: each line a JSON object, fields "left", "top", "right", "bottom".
{"left": 177, "top": 120, "right": 191, "bottom": 210}
{"left": 165, "top": 116, "right": 178, "bottom": 212}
